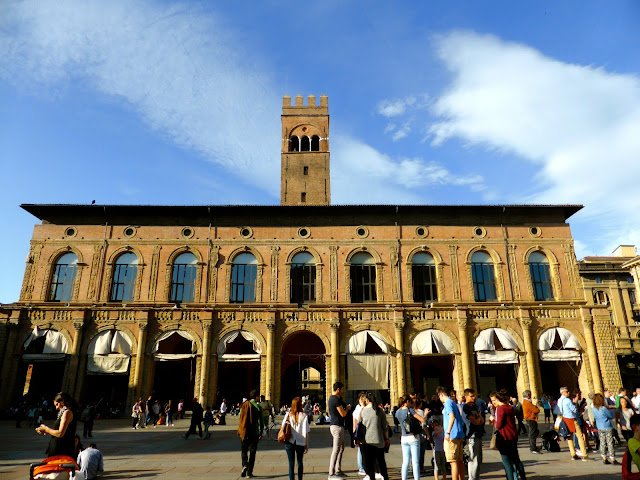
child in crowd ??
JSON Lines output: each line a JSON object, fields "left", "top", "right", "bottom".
{"left": 432, "top": 419, "right": 446, "bottom": 480}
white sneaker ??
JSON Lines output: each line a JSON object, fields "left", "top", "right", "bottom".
{"left": 358, "top": 470, "right": 366, "bottom": 476}
{"left": 375, "top": 474, "right": 383, "bottom": 480}
{"left": 363, "top": 476, "right": 370, "bottom": 480}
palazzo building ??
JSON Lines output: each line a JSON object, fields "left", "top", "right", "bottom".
{"left": 0, "top": 95, "right": 624, "bottom": 411}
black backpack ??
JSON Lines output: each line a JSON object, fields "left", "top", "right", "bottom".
{"left": 403, "top": 412, "right": 423, "bottom": 435}
{"left": 542, "top": 430, "right": 561, "bottom": 452}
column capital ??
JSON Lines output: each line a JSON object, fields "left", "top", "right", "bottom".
{"left": 73, "top": 320, "right": 84, "bottom": 332}
{"left": 266, "top": 321, "right": 276, "bottom": 332}
{"left": 582, "top": 316, "right": 594, "bottom": 329}
{"left": 457, "top": 317, "right": 468, "bottom": 330}
{"left": 394, "top": 321, "right": 405, "bottom": 331}
{"left": 201, "top": 319, "right": 213, "bottom": 330}
{"left": 519, "top": 317, "right": 533, "bottom": 329}
{"left": 330, "top": 321, "right": 340, "bottom": 332}
{"left": 138, "top": 322, "right": 148, "bottom": 332}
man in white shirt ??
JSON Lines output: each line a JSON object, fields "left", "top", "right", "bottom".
{"left": 77, "top": 443, "right": 104, "bottom": 480}
{"left": 632, "top": 389, "right": 640, "bottom": 413}
{"left": 220, "top": 398, "right": 227, "bottom": 425}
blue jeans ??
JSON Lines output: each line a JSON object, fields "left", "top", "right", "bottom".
{"left": 498, "top": 440, "right": 526, "bottom": 480}
{"left": 401, "top": 440, "right": 420, "bottom": 480}
{"left": 357, "top": 446, "right": 364, "bottom": 472}
{"left": 285, "top": 442, "right": 305, "bottom": 480}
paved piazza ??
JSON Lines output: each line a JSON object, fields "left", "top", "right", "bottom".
{"left": 0, "top": 416, "right": 626, "bottom": 479}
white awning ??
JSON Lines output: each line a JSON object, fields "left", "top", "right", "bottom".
{"left": 539, "top": 350, "right": 582, "bottom": 361}
{"left": 476, "top": 350, "right": 518, "bottom": 364}
{"left": 87, "top": 354, "right": 130, "bottom": 374}
{"left": 346, "top": 330, "right": 388, "bottom": 354}
{"left": 217, "top": 330, "right": 262, "bottom": 356}
{"left": 22, "top": 353, "right": 65, "bottom": 361}
{"left": 347, "top": 355, "right": 389, "bottom": 390}
{"left": 474, "top": 328, "right": 519, "bottom": 351}
{"left": 23, "top": 328, "right": 69, "bottom": 354}
{"left": 88, "top": 330, "right": 132, "bottom": 355}
{"left": 411, "top": 329, "right": 455, "bottom": 355}
{"left": 153, "top": 353, "right": 196, "bottom": 361}
{"left": 538, "top": 327, "right": 581, "bottom": 350}
{"left": 153, "top": 330, "right": 197, "bottom": 360}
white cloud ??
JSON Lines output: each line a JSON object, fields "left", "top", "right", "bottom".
{"left": 377, "top": 96, "right": 416, "bottom": 117}
{"left": 0, "top": 0, "right": 282, "bottom": 196}
{"left": 429, "top": 30, "right": 640, "bottom": 252}
{"left": 392, "top": 121, "right": 412, "bottom": 141}
{"left": 331, "top": 135, "right": 484, "bottom": 204}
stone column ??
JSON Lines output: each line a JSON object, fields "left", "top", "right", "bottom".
{"left": 134, "top": 315, "right": 149, "bottom": 400}
{"left": 265, "top": 321, "right": 276, "bottom": 401}
{"left": 456, "top": 312, "right": 473, "bottom": 390}
{"left": 0, "top": 313, "right": 21, "bottom": 408}
{"left": 63, "top": 318, "right": 84, "bottom": 395}
{"left": 330, "top": 321, "right": 340, "bottom": 387}
{"left": 394, "top": 320, "right": 406, "bottom": 396}
{"left": 581, "top": 309, "right": 603, "bottom": 393}
{"left": 199, "top": 319, "right": 212, "bottom": 406}
{"left": 519, "top": 313, "right": 540, "bottom": 400}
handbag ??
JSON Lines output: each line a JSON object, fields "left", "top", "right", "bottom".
{"left": 403, "top": 412, "right": 422, "bottom": 435}
{"left": 489, "top": 429, "right": 499, "bottom": 450}
{"left": 278, "top": 414, "right": 292, "bottom": 444}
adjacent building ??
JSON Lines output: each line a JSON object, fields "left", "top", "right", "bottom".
{"left": 0, "top": 95, "right": 623, "bottom": 412}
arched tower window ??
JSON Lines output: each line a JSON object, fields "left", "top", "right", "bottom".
{"left": 289, "top": 136, "right": 299, "bottom": 152}
{"left": 311, "top": 135, "right": 320, "bottom": 151}
{"left": 529, "top": 251, "right": 554, "bottom": 301}
{"left": 412, "top": 252, "right": 437, "bottom": 302}
{"left": 351, "top": 252, "right": 376, "bottom": 303}
{"left": 170, "top": 252, "right": 197, "bottom": 303}
{"left": 49, "top": 252, "right": 78, "bottom": 302}
{"left": 290, "top": 252, "right": 316, "bottom": 304}
{"left": 110, "top": 252, "right": 138, "bottom": 302}
{"left": 471, "top": 251, "right": 497, "bottom": 302}
{"left": 231, "top": 253, "right": 258, "bottom": 303}
{"left": 300, "top": 135, "right": 310, "bottom": 151}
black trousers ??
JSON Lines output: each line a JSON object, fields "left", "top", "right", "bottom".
{"left": 83, "top": 419, "right": 94, "bottom": 437}
{"left": 241, "top": 435, "right": 259, "bottom": 474}
{"left": 185, "top": 421, "right": 202, "bottom": 438}
{"left": 526, "top": 420, "right": 539, "bottom": 451}
{"left": 517, "top": 418, "right": 527, "bottom": 435}
{"left": 361, "top": 443, "right": 388, "bottom": 480}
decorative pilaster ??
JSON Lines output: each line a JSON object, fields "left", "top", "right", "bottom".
{"left": 330, "top": 246, "right": 338, "bottom": 302}
{"left": 270, "top": 246, "right": 280, "bottom": 302}
{"left": 390, "top": 247, "right": 400, "bottom": 301}
{"left": 582, "top": 309, "right": 604, "bottom": 393}
{"left": 394, "top": 319, "right": 406, "bottom": 396}
{"left": 63, "top": 319, "right": 84, "bottom": 395}
{"left": 519, "top": 313, "right": 539, "bottom": 400}
{"left": 0, "top": 313, "right": 21, "bottom": 408}
{"left": 199, "top": 320, "right": 212, "bottom": 406}
{"left": 456, "top": 312, "right": 473, "bottom": 389}
{"left": 265, "top": 321, "right": 276, "bottom": 401}
{"left": 330, "top": 321, "right": 340, "bottom": 387}
{"left": 134, "top": 314, "right": 149, "bottom": 399}
{"left": 449, "top": 245, "right": 461, "bottom": 301}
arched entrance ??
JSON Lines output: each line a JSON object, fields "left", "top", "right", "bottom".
{"left": 280, "top": 331, "right": 326, "bottom": 409}
{"left": 410, "top": 329, "right": 455, "bottom": 397}
{"left": 217, "top": 331, "right": 261, "bottom": 406}
{"left": 19, "top": 328, "right": 68, "bottom": 403}
{"left": 474, "top": 328, "right": 519, "bottom": 397}
{"left": 152, "top": 330, "right": 196, "bottom": 408}
{"left": 538, "top": 327, "right": 582, "bottom": 395}
{"left": 84, "top": 330, "right": 132, "bottom": 415}
{"left": 346, "top": 330, "right": 390, "bottom": 405}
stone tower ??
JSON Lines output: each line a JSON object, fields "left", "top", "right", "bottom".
{"left": 280, "top": 94, "right": 330, "bottom": 205}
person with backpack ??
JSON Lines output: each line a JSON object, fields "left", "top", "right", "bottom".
{"left": 81, "top": 402, "right": 96, "bottom": 438}
{"left": 237, "top": 389, "right": 264, "bottom": 478}
{"left": 395, "top": 395, "right": 426, "bottom": 480}
{"left": 438, "top": 386, "right": 465, "bottom": 480}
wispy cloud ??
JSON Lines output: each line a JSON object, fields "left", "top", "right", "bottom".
{"left": 377, "top": 96, "right": 417, "bottom": 117}
{"left": 428, "top": 30, "right": 640, "bottom": 254}
{"left": 0, "top": 0, "right": 282, "bottom": 196}
{"left": 331, "top": 135, "right": 484, "bottom": 204}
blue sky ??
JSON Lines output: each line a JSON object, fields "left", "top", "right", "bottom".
{"left": 1, "top": 1, "right": 640, "bottom": 302}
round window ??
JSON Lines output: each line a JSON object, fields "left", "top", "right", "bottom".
{"left": 123, "top": 226, "right": 136, "bottom": 238}
{"left": 298, "top": 227, "right": 311, "bottom": 239}
{"left": 529, "top": 226, "right": 542, "bottom": 237}
{"left": 181, "top": 227, "right": 194, "bottom": 239}
{"left": 355, "top": 226, "right": 369, "bottom": 238}
{"left": 415, "top": 226, "right": 429, "bottom": 238}
{"left": 473, "top": 226, "right": 486, "bottom": 238}
{"left": 240, "top": 227, "right": 253, "bottom": 239}
{"left": 64, "top": 227, "right": 77, "bottom": 237}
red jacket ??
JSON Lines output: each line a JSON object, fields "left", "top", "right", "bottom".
{"left": 495, "top": 404, "right": 518, "bottom": 441}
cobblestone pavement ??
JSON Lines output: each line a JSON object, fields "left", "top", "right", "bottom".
{"left": 0, "top": 417, "right": 626, "bottom": 479}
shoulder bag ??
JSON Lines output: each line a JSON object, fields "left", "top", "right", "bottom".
{"left": 354, "top": 409, "right": 366, "bottom": 444}
{"left": 278, "top": 413, "right": 292, "bottom": 444}
{"left": 403, "top": 410, "right": 422, "bottom": 435}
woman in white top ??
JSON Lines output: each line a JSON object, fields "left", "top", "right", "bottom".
{"left": 283, "top": 396, "right": 310, "bottom": 480}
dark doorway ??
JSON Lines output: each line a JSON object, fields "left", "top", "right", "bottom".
{"left": 619, "top": 354, "right": 640, "bottom": 391}
{"left": 217, "top": 361, "right": 261, "bottom": 406}
{"left": 280, "top": 331, "right": 326, "bottom": 409}
{"left": 19, "top": 360, "right": 65, "bottom": 404}
{"left": 153, "top": 358, "right": 196, "bottom": 408}
{"left": 409, "top": 355, "right": 454, "bottom": 398}
{"left": 477, "top": 363, "right": 518, "bottom": 398}
{"left": 539, "top": 360, "right": 580, "bottom": 395}
{"left": 83, "top": 374, "right": 129, "bottom": 417}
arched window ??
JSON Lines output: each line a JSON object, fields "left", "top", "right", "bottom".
{"left": 593, "top": 290, "right": 608, "bottom": 306}
{"left": 289, "top": 136, "right": 299, "bottom": 152}
{"left": 351, "top": 252, "right": 376, "bottom": 303}
{"left": 311, "top": 135, "right": 320, "bottom": 151}
{"left": 300, "top": 135, "right": 310, "bottom": 151}
{"left": 412, "top": 252, "right": 437, "bottom": 302}
{"left": 529, "top": 251, "right": 554, "bottom": 301}
{"left": 231, "top": 253, "right": 258, "bottom": 303}
{"left": 110, "top": 252, "right": 138, "bottom": 302}
{"left": 49, "top": 252, "right": 78, "bottom": 302}
{"left": 471, "top": 251, "right": 497, "bottom": 302}
{"left": 170, "top": 252, "right": 197, "bottom": 303}
{"left": 290, "top": 252, "right": 316, "bottom": 304}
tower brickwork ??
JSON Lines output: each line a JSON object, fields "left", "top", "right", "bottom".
{"left": 281, "top": 94, "right": 330, "bottom": 205}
